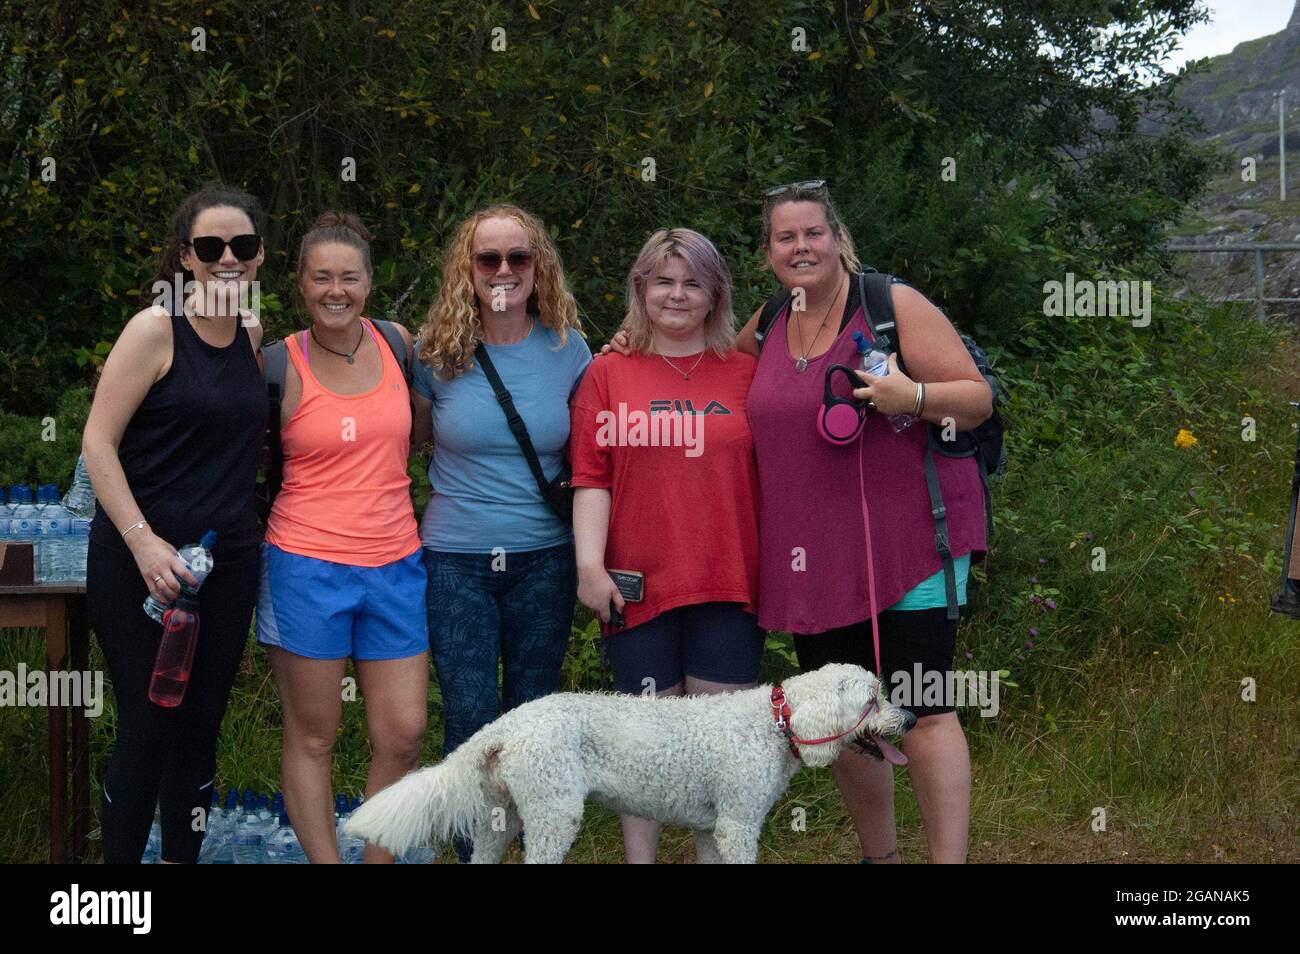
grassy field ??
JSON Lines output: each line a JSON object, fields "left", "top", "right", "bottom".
{"left": 2, "top": 300, "right": 1297, "bottom": 864}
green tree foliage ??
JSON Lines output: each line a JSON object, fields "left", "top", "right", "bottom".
{"left": 3, "top": 0, "right": 1212, "bottom": 418}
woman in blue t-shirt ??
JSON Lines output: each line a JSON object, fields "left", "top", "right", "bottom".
{"left": 411, "top": 204, "right": 590, "bottom": 861}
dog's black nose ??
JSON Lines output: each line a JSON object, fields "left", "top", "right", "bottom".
{"left": 901, "top": 709, "right": 918, "bottom": 732}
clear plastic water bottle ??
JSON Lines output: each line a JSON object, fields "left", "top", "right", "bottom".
{"left": 36, "top": 486, "right": 71, "bottom": 582}
{"left": 141, "top": 817, "right": 162, "bottom": 864}
{"left": 265, "top": 813, "right": 307, "bottom": 864}
{"left": 232, "top": 791, "right": 265, "bottom": 864}
{"left": 10, "top": 485, "right": 39, "bottom": 568}
{"left": 198, "top": 789, "right": 229, "bottom": 864}
{"left": 67, "top": 513, "right": 91, "bottom": 582}
{"left": 336, "top": 793, "right": 365, "bottom": 863}
{"left": 63, "top": 455, "right": 97, "bottom": 518}
{"left": 852, "top": 330, "right": 917, "bottom": 432}
{"left": 208, "top": 790, "right": 240, "bottom": 864}
{"left": 143, "top": 529, "right": 217, "bottom": 623}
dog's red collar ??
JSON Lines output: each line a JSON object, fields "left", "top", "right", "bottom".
{"left": 771, "top": 684, "right": 877, "bottom": 760}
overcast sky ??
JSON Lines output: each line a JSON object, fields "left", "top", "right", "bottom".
{"left": 1164, "top": 0, "right": 1295, "bottom": 71}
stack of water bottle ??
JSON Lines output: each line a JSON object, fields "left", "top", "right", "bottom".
{"left": 139, "top": 789, "right": 436, "bottom": 863}
{"left": 1, "top": 456, "right": 96, "bottom": 583}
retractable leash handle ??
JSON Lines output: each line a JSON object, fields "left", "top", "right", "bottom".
{"left": 818, "top": 364, "right": 871, "bottom": 445}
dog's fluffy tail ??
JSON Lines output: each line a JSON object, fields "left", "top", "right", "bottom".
{"left": 343, "top": 739, "right": 494, "bottom": 857}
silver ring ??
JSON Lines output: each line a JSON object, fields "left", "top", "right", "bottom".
{"left": 153, "top": 575, "right": 165, "bottom": 584}
{"left": 866, "top": 400, "right": 876, "bottom": 410}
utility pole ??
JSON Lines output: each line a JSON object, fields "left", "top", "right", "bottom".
{"left": 1280, "top": 89, "right": 1288, "bottom": 202}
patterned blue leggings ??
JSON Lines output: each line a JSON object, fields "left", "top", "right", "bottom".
{"left": 423, "top": 543, "right": 577, "bottom": 755}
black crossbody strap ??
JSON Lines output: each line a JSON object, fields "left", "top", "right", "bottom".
{"left": 474, "top": 343, "right": 552, "bottom": 496}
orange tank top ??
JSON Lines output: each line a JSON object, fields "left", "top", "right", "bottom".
{"left": 265, "top": 318, "right": 420, "bottom": 566}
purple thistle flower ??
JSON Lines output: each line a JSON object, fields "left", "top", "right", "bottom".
{"left": 1038, "top": 557, "right": 1047, "bottom": 565}
{"left": 1025, "top": 640, "right": 1034, "bottom": 650}
{"left": 1029, "top": 594, "right": 1042, "bottom": 604}
{"left": 965, "top": 651, "right": 974, "bottom": 660}
{"left": 1045, "top": 599, "right": 1057, "bottom": 610}
{"left": 1030, "top": 576, "right": 1038, "bottom": 584}
{"left": 1029, "top": 627, "right": 1039, "bottom": 637}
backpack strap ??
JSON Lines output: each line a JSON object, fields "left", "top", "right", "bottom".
{"left": 753, "top": 289, "right": 794, "bottom": 351}
{"left": 857, "top": 269, "right": 912, "bottom": 378}
{"left": 260, "top": 339, "right": 288, "bottom": 512}
{"left": 370, "top": 318, "right": 413, "bottom": 388}
{"left": 923, "top": 431, "right": 960, "bottom": 621}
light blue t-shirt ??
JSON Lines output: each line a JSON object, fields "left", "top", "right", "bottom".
{"left": 886, "top": 553, "right": 971, "bottom": 611}
{"left": 413, "top": 323, "right": 591, "bottom": 553}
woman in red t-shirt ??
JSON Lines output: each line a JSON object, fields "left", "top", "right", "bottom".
{"left": 570, "top": 228, "right": 762, "bottom": 863}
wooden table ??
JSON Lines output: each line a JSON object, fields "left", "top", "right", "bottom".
{"left": 0, "top": 583, "right": 91, "bottom": 863}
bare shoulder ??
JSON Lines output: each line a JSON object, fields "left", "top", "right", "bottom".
{"left": 113, "top": 305, "right": 174, "bottom": 363}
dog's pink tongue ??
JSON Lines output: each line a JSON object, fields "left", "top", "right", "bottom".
{"left": 874, "top": 735, "right": 908, "bottom": 765}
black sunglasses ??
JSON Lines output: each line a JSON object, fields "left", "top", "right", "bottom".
{"left": 186, "top": 234, "right": 262, "bottom": 263}
{"left": 763, "top": 179, "right": 828, "bottom": 201}
{"left": 474, "top": 250, "right": 535, "bottom": 273}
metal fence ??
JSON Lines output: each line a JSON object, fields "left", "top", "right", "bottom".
{"left": 1162, "top": 242, "right": 1300, "bottom": 320}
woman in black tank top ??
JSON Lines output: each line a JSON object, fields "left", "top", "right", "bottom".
{"left": 81, "top": 184, "right": 268, "bottom": 863}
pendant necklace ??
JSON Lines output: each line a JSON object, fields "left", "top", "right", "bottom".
{"left": 793, "top": 274, "right": 845, "bottom": 373}
{"left": 310, "top": 323, "right": 366, "bottom": 364}
{"left": 661, "top": 351, "right": 706, "bottom": 380}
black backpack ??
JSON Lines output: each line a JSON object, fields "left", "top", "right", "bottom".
{"left": 255, "top": 320, "right": 414, "bottom": 522}
{"left": 755, "top": 269, "right": 1007, "bottom": 619}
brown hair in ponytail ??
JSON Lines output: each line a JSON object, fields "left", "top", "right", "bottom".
{"left": 297, "top": 211, "right": 373, "bottom": 276}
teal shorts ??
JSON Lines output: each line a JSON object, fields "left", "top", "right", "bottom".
{"left": 255, "top": 543, "right": 428, "bottom": 660}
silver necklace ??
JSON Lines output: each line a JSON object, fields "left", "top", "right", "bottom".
{"left": 661, "top": 351, "right": 706, "bottom": 380}
{"left": 793, "top": 275, "right": 845, "bottom": 373}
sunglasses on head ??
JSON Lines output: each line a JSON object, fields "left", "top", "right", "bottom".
{"left": 473, "top": 250, "right": 534, "bottom": 273}
{"left": 186, "top": 234, "right": 262, "bottom": 263}
{"left": 763, "top": 179, "right": 828, "bottom": 202}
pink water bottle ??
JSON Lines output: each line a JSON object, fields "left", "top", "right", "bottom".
{"left": 148, "top": 584, "right": 200, "bottom": 707}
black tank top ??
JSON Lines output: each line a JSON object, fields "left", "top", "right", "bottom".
{"left": 90, "top": 313, "right": 267, "bottom": 561}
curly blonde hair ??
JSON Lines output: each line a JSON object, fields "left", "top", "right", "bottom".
{"left": 417, "top": 205, "right": 583, "bottom": 378}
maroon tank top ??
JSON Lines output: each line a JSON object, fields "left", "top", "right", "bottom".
{"left": 746, "top": 293, "right": 987, "bottom": 634}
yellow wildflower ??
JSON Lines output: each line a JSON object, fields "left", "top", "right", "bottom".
{"left": 1174, "top": 428, "right": 1198, "bottom": 449}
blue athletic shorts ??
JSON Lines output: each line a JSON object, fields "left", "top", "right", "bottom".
{"left": 256, "top": 542, "right": 428, "bottom": 661}
{"left": 605, "top": 602, "right": 764, "bottom": 694}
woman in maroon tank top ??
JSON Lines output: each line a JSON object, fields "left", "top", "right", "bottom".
{"left": 738, "top": 182, "right": 992, "bottom": 864}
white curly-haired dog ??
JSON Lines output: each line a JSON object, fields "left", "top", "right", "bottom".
{"left": 345, "top": 663, "right": 914, "bottom": 863}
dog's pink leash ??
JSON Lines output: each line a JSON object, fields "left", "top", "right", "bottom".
{"left": 858, "top": 433, "right": 883, "bottom": 681}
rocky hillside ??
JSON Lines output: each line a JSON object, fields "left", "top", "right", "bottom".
{"left": 1166, "top": 2, "right": 1300, "bottom": 316}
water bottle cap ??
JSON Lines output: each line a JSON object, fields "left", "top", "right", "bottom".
{"left": 279, "top": 813, "right": 291, "bottom": 826}
{"left": 200, "top": 529, "right": 217, "bottom": 551}
{"left": 852, "top": 330, "right": 870, "bottom": 352}
{"left": 335, "top": 794, "right": 350, "bottom": 811}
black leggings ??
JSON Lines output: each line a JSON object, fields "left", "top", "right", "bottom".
{"left": 87, "top": 540, "right": 258, "bottom": 863}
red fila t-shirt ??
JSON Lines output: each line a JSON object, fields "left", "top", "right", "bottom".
{"left": 570, "top": 350, "right": 760, "bottom": 631}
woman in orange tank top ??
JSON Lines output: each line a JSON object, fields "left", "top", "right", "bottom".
{"left": 255, "top": 212, "right": 427, "bottom": 864}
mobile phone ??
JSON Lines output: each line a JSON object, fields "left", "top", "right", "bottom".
{"left": 607, "top": 569, "right": 644, "bottom": 603}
